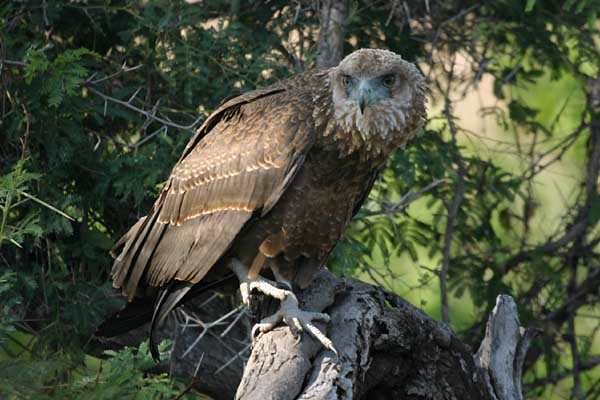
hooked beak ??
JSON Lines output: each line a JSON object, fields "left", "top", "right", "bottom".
{"left": 356, "top": 80, "right": 374, "bottom": 115}
{"left": 359, "top": 94, "right": 366, "bottom": 115}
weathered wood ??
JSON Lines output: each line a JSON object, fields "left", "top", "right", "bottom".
{"left": 475, "top": 295, "right": 540, "bottom": 400}
{"left": 92, "top": 272, "right": 533, "bottom": 400}
{"left": 236, "top": 270, "right": 493, "bottom": 399}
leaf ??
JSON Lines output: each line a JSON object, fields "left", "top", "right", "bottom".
{"left": 508, "top": 101, "right": 538, "bottom": 123}
{"left": 525, "top": 0, "right": 536, "bottom": 12}
{"left": 588, "top": 194, "right": 600, "bottom": 225}
{"left": 563, "top": 0, "right": 578, "bottom": 11}
{"left": 23, "top": 48, "right": 49, "bottom": 84}
{"left": 588, "top": 10, "right": 597, "bottom": 31}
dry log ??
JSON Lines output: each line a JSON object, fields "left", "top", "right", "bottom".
{"left": 92, "top": 269, "right": 534, "bottom": 400}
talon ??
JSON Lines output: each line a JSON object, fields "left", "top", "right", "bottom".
{"left": 228, "top": 258, "right": 336, "bottom": 353}
{"left": 260, "top": 293, "right": 336, "bottom": 353}
{"left": 251, "top": 324, "right": 261, "bottom": 340}
{"left": 286, "top": 317, "right": 303, "bottom": 337}
{"left": 239, "top": 282, "right": 251, "bottom": 306}
{"left": 293, "top": 333, "right": 302, "bottom": 346}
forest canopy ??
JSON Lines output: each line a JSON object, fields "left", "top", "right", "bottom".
{"left": 1, "top": 1, "right": 599, "bottom": 399}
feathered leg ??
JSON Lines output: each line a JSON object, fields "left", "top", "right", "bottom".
{"left": 229, "top": 258, "right": 337, "bottom": 355}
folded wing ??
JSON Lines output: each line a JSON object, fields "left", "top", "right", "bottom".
{"left": 111, "top": 87, "right": 315, "bottom": 301}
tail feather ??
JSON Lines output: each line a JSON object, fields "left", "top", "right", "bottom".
{"left": 96, "top": 273, "right": 237, "bottom": 361}
{"left": 95, "top": 297, "right": 154, "bottom": 338}
{"left": 149, "top": 281, "right": 193, "bottom": 361}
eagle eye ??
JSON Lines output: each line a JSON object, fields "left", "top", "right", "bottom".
{"left": 341, "top": 75, "right": 351, "bottom": 88}
{"left": 382, "top": 75, "right": 396, "bottom": 88}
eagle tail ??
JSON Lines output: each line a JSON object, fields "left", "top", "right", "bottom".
{"left": 95, "top": 297, "right": 154, "bottom": 338}
{"left": 96, "top": 273, "right": 236, "bottom": 361}
{"left": 149, "top": 281, "right": 192, "bottom": 361}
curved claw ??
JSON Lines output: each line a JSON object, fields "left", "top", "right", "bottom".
{"left": 229, "top": 261, "right": 338, "bottom": 355}
{"left": 252, "top": 311, "right": 282, "bottom": 337}
{"left": 285, "top": 316, "right": 304, "bottom": 336}
{"left": 255, "top": 292, "right": 338, "bottom": 355}
{"left": 303, "top": 321, "right": 338, "bottom": 356}
{"left": 251, "top": 324, "right": 261, "bottom": 340}
{"left": 239, "top": 282, "right": 251, "bottom": 306}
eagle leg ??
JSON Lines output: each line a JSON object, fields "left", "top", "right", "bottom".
{"left": 229, "top": 258, "right": 337, "bottom": 355}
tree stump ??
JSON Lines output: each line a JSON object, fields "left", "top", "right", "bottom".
{"left": 94, "top": 269, "right": 535, "bottom": 399}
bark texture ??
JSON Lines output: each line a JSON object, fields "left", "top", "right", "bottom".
{"left": 316, "top": 0, "right": 348, "bottom": 68}
{"left": 93, "top": 270, "right": 532, "bottom": 400}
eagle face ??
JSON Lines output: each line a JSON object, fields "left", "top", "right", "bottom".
{"left": 330, "top": 48, "right": 426, "bottom": 146}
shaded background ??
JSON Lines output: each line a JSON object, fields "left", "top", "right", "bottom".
{"left": 1, "top": 1, "right": 599, "bottom": 398}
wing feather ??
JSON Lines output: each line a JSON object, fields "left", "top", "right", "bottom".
{"left": 111, "top": 86, "right": 315, "bottom": 300}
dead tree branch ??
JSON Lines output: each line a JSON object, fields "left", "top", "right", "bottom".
{"left": 92, "top": 271, "right": 535, "bottom": 400}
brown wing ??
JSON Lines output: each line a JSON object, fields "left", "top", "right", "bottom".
{"left": 111, "top": 86, "right": 315, "bottom": 300}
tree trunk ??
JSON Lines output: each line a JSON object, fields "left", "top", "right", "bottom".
{"left": 316, "top": 0, "right": 348, "bottom": 68}
{"left": 92, "top": 270, "right": 535, "bottom": 400}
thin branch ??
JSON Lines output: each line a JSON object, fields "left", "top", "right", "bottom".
{"left": 85, "top": 62, "right": 143, "bottom": 85}
{"left": 85, "top": 85, "right": 203, "bottom": 135}
{"left": 171, "top": 354, "right": 204, "bottom": 400}
{"left": 180, "top": 305, "right": 244, "bottom": 359}
{"left": 214, "top": 343, "right": 251, "bottom": 375}
{"left": 546, "top": 265, "right": 600, "bottom": 324}
{"left": 525, "top": 356, "right": 600, "bottom": 389}
{"left": 0, "top": 59, "right": 27, "bottom": 67}
{"left": 439, "top": 56, "right": 466, "bottom": 325}
{"left": 365, "top": 178, "right": 445, "bottom": 217}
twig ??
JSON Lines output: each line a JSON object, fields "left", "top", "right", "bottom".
{"left": 426, "top": 3, "right": 480, "bottom": 77}
{"left": 220, "top": 308, "right": 247, "bottom": 338}
{"left": 18, "top": 190, "right": 74, "bottom": 221}
{"left": 214, "top": 343, "right": 251, "bottom": 375}
{"left": 181, "top": 305, "right": 244, "bottom": 358}
{"left": 0, "top": 59, "right": 27, "bottom": 67}
{"left": 385, "top": 0, "right": 399, "bottom": 26}
{"left": 85, "top": 86, "right": 202, "bottom": 135}
{"left": 366, "top": 178, "right": 445, "bottom": 217}
{"left": 85, "top": 62, "right": 143, "bottom": 85}
{"left": 525, "top": 356, "right": 600, "bottom": 389}
{"left": 171, "top": 353, "right": 204, "bottom": 400}
{"left": 130, "top": 126, "right": 167, "bottom": 149}
{"left": 0, "top": 57, "right": 203, "bottom": 136}
{"left": 439, "top": 58, "right": 466, "bottom": 325}
{"left": 19, "top": 102, "right": 30, "bottom": 158}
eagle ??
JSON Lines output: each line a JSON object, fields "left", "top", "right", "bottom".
{"left": 98, "top": 48, "right": 427, "bottom": 359}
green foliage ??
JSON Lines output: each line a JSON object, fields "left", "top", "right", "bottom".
{"left": 0, "top": 341, "right": 192, "bottom": 400}
{"left": 0, "top": 160, "right": 44, "bottom": 249}
{"left": 0, "top": 271, "right": 21, "bottom": 345}
{"left": 24, "top": 47, "right": 98, "bottom": 107}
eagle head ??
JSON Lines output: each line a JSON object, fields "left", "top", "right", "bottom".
{"left": 330, "top": 48, "right": 427, "bottom": 150}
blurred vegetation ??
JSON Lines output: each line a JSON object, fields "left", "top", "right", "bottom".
{"left": 1, "top": 0, "right": 599, "bottom": 399}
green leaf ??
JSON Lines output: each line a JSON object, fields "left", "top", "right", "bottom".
{"left": 588, "top": 10, "right": 597, "bottom": 31}
{"left": 588, "top": 194, "right": 600, "bottom": 225}
{"left": 525, "top": 0, "right": 536, "bottom": 12}
{"left": 563, "top": 0, "right": 578, "bottom": 11}
{"left": 23, "top": 48, "right": 49, "bottom": 84}
{"left": 508, "top": 101, "right": 538, "bottom": 123}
